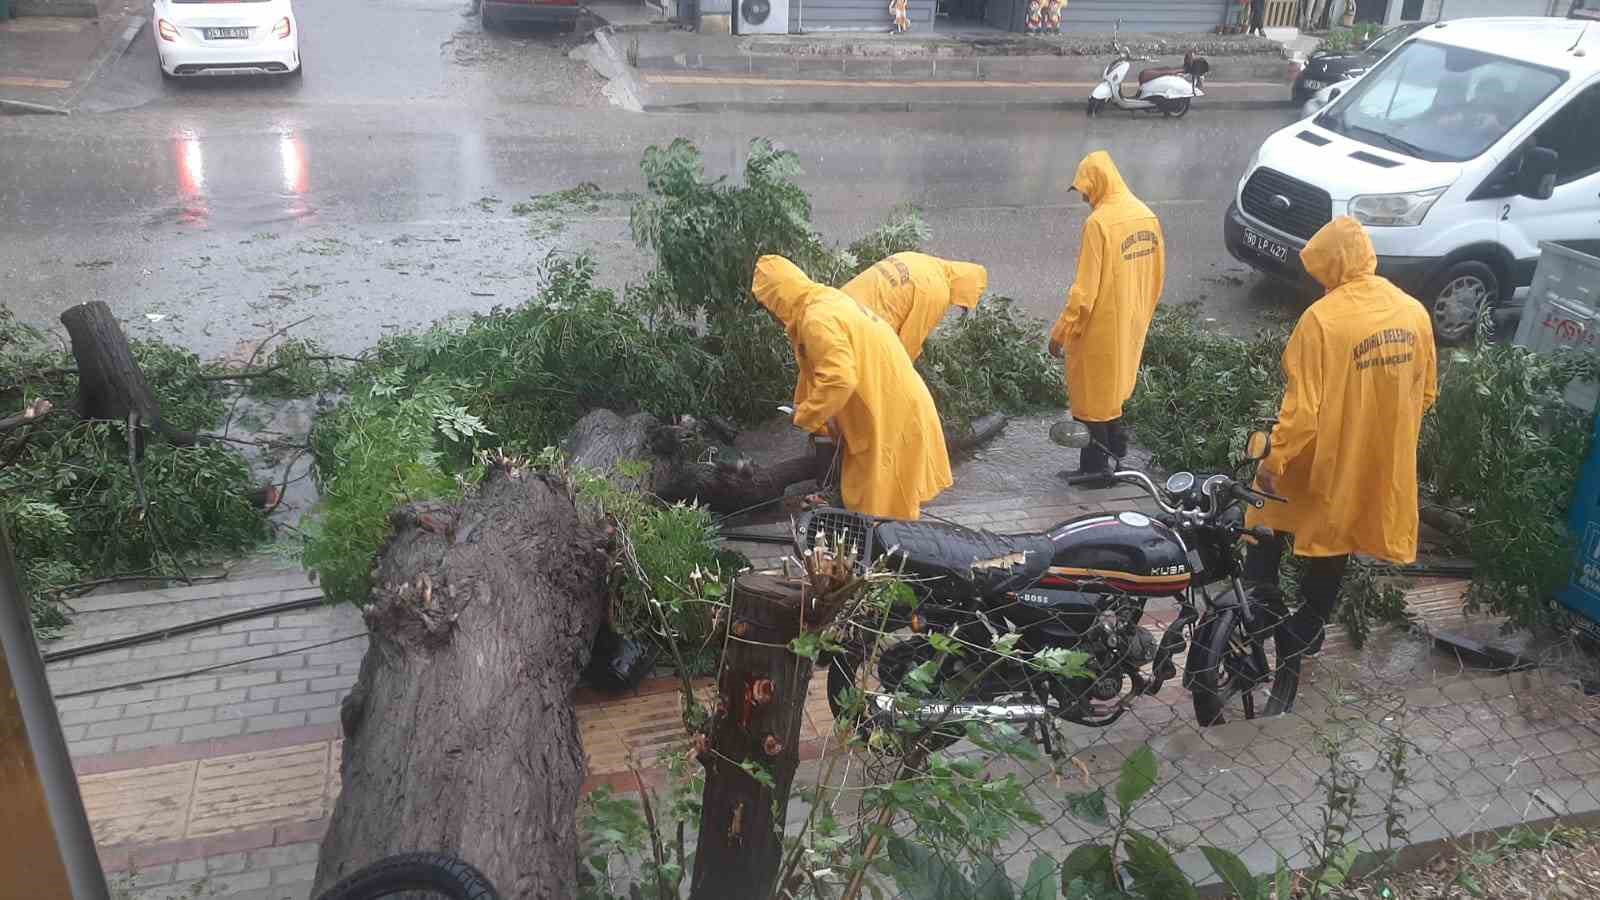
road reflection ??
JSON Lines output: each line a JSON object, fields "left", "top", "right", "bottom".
{"left": 169, "top": 126, "right": 318, "bottom": 225}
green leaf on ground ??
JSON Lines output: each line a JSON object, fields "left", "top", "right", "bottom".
{"left": 1116, "top": 745, "right": 1159, "bottom": 816}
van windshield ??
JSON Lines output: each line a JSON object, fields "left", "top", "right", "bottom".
{"left": 1315, "top": 40, "right": 1565, "bottom": 162}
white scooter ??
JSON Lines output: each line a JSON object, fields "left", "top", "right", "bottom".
{"left": 1088, "top": 25, "right": 1209, "bottom": 118}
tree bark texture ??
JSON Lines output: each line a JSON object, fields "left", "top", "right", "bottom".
{"left": 58, "top": 302, "right": 164, "bottom": 430}
{"left": 563, "top": 409, "right": 1007, "bottom": 516}
{"left": 688, "top": 572, "right": 851, "bottom": 900}
{"left": 313, "top": 466, "right": 612, "bottom": 900}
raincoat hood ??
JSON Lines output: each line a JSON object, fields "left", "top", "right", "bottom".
{"left": 1301, "top": 216, "right": 1378, "bottom": 291}
{"left": 943, "top": 261, "right": 988, "bottom": 310}
{"left": 1071, "top": 151, "right": 1131, "bottom": 208}
{"left": 752, "top": 255, "right": 828, "bottom": 330}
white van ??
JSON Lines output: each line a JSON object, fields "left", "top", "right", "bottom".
{"left": 1225, "top": 18, "right": 1600, "bottom": 343}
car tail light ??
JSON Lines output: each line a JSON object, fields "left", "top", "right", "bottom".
{"left": 272, "top": 17, "right": 291, "bottom": 38}
{"left": 158, "top": 18, "right": 179, "bottom": 41}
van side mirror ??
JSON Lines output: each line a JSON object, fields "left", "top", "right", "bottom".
{"left": 1520, "top": 146, "right": 1559, "bottom": 200}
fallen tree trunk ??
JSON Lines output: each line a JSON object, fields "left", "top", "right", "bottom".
{"left": 563, "top": 409, "right": 1007, "bottom": 515}
{"left": 314, "top": 464, "right": 612, "bottom": 900}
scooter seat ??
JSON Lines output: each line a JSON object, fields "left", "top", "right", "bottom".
{"left": 1137, "top": 65, "right": 1186, "bottom": 84}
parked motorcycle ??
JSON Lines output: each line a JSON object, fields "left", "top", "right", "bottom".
{"left": 813, "top": 427, "right": 1287, "bottom": 756}
{"left": 1088, "top": 22, "right": 1209, "bottom": 119}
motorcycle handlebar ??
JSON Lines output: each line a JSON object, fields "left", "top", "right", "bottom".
{"left": 1228, "top": 482, "right": 1266, "bottom": 510}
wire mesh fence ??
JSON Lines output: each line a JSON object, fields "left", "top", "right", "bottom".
{"left": 583, "top": 520, "right": 1600, "bottom": 900}
{"left": 770, "top": 589, "right": 1600, "bottom": 899}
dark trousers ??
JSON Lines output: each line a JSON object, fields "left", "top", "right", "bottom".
{"left": 1076, "top": 417, "right": 1127, "bottom": 473}
{"left": 1242, "top": 532, "right": 1349, "bottom": 661}
{"left": 1249, "top": 0, "right": 1266, "bottom": 34}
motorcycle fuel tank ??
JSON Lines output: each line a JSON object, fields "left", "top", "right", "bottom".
{"left": 1039, "top": 512, "right": 1190, "bottom": 596}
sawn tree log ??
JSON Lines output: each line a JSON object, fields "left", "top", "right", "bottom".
{"left": 313, "top": 465, "right": 612, "bottom": 900}
{"left": 563, "top": 409, "right": 1007, "bottom": 515}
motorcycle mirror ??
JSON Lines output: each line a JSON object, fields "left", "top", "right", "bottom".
{"left": 1244, "top": 430, "right": 1272, "bottom": 461}
{"left": 1050, "top": 420, "right": 1093, "bottom": 449}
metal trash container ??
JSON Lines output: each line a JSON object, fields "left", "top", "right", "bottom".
{"left": 1513, "top": 241, "right": 1600, "bottom": 411}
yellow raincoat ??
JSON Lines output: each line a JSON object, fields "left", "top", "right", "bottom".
{"left": 840, "top": 252, "right": 989, "bottom": 360}
{"left": 1049, "top": 152, "right": 1166, "bottom": 422}
{"left": 1247, "top": 217, "right": 1438, "bottom": 562}
{"left": 752, "top": 255, "right": 953, "bottom": 520}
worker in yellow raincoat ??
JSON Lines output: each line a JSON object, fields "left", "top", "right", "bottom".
{"left": 1245, "top": 216, "right": 1438, "bottom": 715}
{"left": 752, "top": 255, "right": 953, "bottom": 520}
{"left": 1048, "top": 151, "right": 1165, "bottom": 477}
{"left": 840, "top": 252, "right": 989, "bottom": 360}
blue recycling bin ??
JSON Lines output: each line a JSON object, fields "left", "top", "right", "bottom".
{"left": 1559, "top": 404, "right": 1600, "bottom": 633}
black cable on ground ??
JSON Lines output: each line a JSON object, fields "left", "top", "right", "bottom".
{"left": 52, "top": 633, "right": 369, "bottom": 701}
{"left": 43, "top": 594, "right": 330, "bottom": 664}
{"left": 719, "top": 531, "right": 795, "bottom": 546}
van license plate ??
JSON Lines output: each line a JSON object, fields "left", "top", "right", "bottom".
{"left": 1243, "top": 227, "right": 1290, "bottom": 263}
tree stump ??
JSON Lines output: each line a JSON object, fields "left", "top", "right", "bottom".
{"left": 59, "top": 302, "right": 162, "bottom": 427}
{"left": 313, "top": 465, "right": 612, "bottom": 900}
{"left": 689, "top": 563, "right": 857, "bottom": 900}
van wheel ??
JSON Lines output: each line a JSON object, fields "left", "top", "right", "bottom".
{"left": 1425, "top": 260, "right": 1499, "bottom": 345}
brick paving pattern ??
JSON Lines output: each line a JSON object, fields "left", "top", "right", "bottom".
{"left": 45, "top": 487, "right": 1600, "bottom": 898}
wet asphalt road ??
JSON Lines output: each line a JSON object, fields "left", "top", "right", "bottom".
{"left": 0, "top": 3, "right": 1314, "bottom": 359}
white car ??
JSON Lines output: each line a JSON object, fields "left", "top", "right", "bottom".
{"left": 153, "top": 0, "right": 301, "bottom": 79}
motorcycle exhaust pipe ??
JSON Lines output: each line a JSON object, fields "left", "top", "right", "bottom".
{"left": 870, "top": 693, "right": 1048, "bottom": 725}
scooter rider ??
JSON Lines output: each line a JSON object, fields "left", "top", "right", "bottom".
{"left": 1245, "top": 217, "right": 1438, "bottom": 716}
{"left": 1048, "top": 151, "right": 1165, "bottom": 478}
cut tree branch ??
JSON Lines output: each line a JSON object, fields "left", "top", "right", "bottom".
{"left": 0, "top": 398, "right": 53, "bottom": 434}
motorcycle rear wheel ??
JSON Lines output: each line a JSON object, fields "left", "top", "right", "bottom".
{"left": 1160, "top": 97, "right": 1191, "bottom": 118}
{"left": 825, "top": 633, "right": 964, "bottom": 754}
{"left": 1187, "top": 606, "right": 1262, "bottom": 726}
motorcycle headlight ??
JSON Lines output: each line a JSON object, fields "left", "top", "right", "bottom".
{"left": 1348, "top": 187, "right": 1447, "bottom": 227}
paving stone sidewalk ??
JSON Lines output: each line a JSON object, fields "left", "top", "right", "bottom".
{"left": 44, "top": 483, "right": 1600, "bottom": 899}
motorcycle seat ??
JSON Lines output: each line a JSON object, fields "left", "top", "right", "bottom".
{"left": 876, "top": 519, "right": 1057, "bottom": 595}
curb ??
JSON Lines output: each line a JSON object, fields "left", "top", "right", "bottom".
{"left": 0, "top": 96, "right": 72, "bottom": 115}
{"left": 643, "top": 96, "right": 1295, "bottom": 115}
{"left": 591, "top": 26, "right": 646, "bottom": 112}
{"left": 65, "top": 14, "right": 145, "bottom": 109}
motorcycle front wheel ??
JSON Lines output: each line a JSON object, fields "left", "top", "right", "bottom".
{"left": 1187, "top": 606, "right": 1264, "bottom": 726}
{"left": 825, "top": 631, "right": 964, "bottom": 754}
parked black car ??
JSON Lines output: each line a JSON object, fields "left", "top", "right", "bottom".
{"left": 1291, "top": 21, "right": 1429, "bottom": 105}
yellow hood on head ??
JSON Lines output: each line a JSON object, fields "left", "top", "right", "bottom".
{"left": 943, "top": 260, "right": 988, "bottom": 310}
{"left": 1071, "top": 151, "right": 1130, "bottom": 207}
{"left": 752, "top": 255, "right": 826, "bottom": 329}
{"left": 1301, "top": 216, "right": 1378, "bottom": 290}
